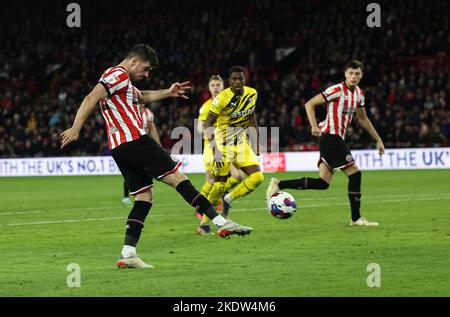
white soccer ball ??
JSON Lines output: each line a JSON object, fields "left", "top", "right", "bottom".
{"left": 267, "top": 191, "right": 297, "bottom": 219}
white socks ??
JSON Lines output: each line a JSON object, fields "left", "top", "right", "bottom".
{"left": 121, "top": 245, "right": 136, "bottom": 258}
{"left": 212, "top": 215, "right": 228, "bottom": 227}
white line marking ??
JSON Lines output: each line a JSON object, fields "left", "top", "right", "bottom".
{"left": 1, "top": 195, "right": 449, "bottom": 227}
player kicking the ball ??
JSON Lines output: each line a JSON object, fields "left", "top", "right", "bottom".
{"left": 61, "top": 44, "right": 253, "bottom": 269}
{"left": 266, "top": 60, "right": 384, "bottom": 226}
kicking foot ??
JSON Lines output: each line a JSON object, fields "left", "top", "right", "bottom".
{"left": 349, "top": 217, "right": 379, "bottom": 227}
{"left": 116, "top": 255, "right": 154, "bottom": 269}
{"left": 217, "top": 219, "right": 253, "bottom": 238}
{"left": 266, "top": 178, "right": 280, "bottom": 200}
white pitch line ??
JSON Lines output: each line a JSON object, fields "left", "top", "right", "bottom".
{"left": 0, "top": 216, "right": 126, "bottom": 227}
{"left": 0, "top": 210, "right": 46, "bottom": 217}
{"left": 1, "top": 196, "right": 449, "bottom": 228}
{"left": 1, "top": 193, "right": 448, "bottom": 217}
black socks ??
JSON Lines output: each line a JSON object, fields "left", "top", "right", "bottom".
{"left": 348, "top": 171, "right": 362, "bottom": 221}
{"left": 176, "top": 180, "right": 219, "bottom": 220}
{"left": 124, "top": 200, "right": 152, "bottom": 247}
{"left": 279, "top": 177, "right": 329, "bottom": 190}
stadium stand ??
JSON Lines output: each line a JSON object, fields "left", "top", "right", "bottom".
{"left": 0, "top": 0, "right": 448, "bottom": 157}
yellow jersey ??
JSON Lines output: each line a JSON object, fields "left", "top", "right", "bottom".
{"left": 198, "top": 98, "right": 213, "bottom": 145}
{"left": 209, "top": 86, "right": 258, "bottom": 144}
{"left": 198, "top": 98, "right": 212, "bottom": 121}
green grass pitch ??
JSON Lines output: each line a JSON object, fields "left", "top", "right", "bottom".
{"left": 0, "top": 170, "right": 449, "bottom": 296}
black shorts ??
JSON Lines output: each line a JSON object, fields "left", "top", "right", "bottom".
{"left": 112, "top": 135, "right": 182, "bottom": 195}
{"left": 318, "top": 133, "right": 355, "bottom": 171}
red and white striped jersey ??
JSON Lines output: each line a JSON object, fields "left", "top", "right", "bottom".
{"left": 98, "top": 66, "right": 146, "bottom": 149}
{"left": 318, "top": 81, "right": 365, "bottom": 139}
{"left": 141, "top": 107, "right": 154, "bottom": 132}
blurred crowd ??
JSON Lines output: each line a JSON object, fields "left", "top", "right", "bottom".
{"left": 0, "top": 0, "right": 448, "bottom": 158}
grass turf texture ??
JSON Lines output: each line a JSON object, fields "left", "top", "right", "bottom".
{"left": 0, "top": 170, "right": 449, "bottom": 296}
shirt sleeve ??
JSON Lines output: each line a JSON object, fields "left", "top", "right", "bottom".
{"left": 321, "top": 85, "right": 342, "bottom": 102}
{"left": 147, "top": 109, "right": 155, "bottom": 122}
{"left": 99, "top": 69, "right": 129, "bottom": 97}
{"left": 358, "top": 89, "right": 365, "bottom": 107}
{"left": 253, "top": 90, "right": 258, "bottom": 105}
{"left": 198, "top": 101, "right": 210, "bottom": 121}
{"left": 209, "top": 95, "right": 225, "bottom": 116}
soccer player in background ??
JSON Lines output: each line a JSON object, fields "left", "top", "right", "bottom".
{"left": 203, "top": 66, "right": 264, "bottom": 218}
{"left": 266, "top": 60, "right": 384, "bottom": 226}
{"left": 196, "top": 75, "right": 244, "bottom": 235}
{"left": 61, "top": 44, "right": 254, "bottom": 268}
{"left": 122, "top": 104, "right": 160, "bottom": 206}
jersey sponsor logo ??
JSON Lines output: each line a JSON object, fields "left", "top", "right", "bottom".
{"left": 231, "top": 108, "right": 254, "bottom": 118}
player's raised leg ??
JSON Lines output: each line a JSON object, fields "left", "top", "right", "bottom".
{"left": 224, "top": 164, "right": 244, "bottom": 192}
{"left": 223, "top": 164, "right": 264, "bottom": 216}
{"left": 267, "top": 162, "right": 332, "bottom": 199}
{"left": 161, "top": 170, "right": 254, "bottom": 238}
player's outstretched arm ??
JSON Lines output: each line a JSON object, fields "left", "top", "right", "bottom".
{"left": 305, "top": 93, "right": 326, "bottom": 137}
{"left": 138, "top": 81, "right": 191, "bottom": 103}
{"left": 356, "top": 107, "right": 385, "bottom": 155}
{"left": 60, "top": 83, "right": 107, "bottom": 149}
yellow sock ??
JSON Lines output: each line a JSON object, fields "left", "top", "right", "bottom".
{"left": 200, "top": 181, "right": 213, "bottom": 197}
{"left": 202, "top": 182, "right": 226, "bottom": 224}
{"left": 227, "top": 171, "right": 264, "bottom": 202}
{"left": 224, "top": 176, "right": 241, "bottom": 192}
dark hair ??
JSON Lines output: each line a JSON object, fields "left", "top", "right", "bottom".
{"left": 345, "top": 59, "right": 364, "bottom": 72}
{"left": 228, "top": 66, "right": 246, "bottom": 77}
{"left": 126, "top": 44, "right": 159, "bottom": 67}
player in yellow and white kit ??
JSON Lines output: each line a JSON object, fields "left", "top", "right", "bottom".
{"left": 203, "top": 66, "right": 264, "bottom": 221}
{"left": 196, "top": 75, "right": 244, "bottom": 235}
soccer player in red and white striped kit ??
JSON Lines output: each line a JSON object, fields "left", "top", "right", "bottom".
{"left": 122, "top": 105, "right": 161, "bottom": 206}
{"left": 266, "top": 60, "right": 385, "bottom": 226}
{"left": 61, "top": 44, "right": 253, "bottom": 268}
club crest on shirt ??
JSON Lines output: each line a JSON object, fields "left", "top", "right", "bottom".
{"left": 104, "top": 73, "right": 120, "bottom": 85}
{"left": 345, "top": 154, "right": 353, "bottom": 162}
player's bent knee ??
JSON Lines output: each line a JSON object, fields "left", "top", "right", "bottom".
{"left": 317, "top": 178, "right": 330, "bottom": 190}
{"left": 247, "top": 171, "right": 264, "bottom": 190}
{"left": 134, "top": 189, "right": 152, "bottom": 202}
{"left": 212, "top": 181, "right": 227, "bottom": 194}
{"left": 161, "top": 170, "right": 188, "bottom": 188}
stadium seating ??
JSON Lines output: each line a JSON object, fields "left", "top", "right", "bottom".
{"left": 0, "top": 0, "right": 448, "bottom": 157}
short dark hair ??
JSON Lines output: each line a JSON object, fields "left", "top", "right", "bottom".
{"left": 345, "top": 59, "right": 364, "bottom": 72}
{"left": 126, "top": 44, "right": 159, "bottom": 67}
{"left": 228, "top": 66, "right": 246, "bottom": 77}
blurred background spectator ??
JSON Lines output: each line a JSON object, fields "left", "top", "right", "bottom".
{"left": 0, "top": 0, "right": 448, "bottom": 157}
